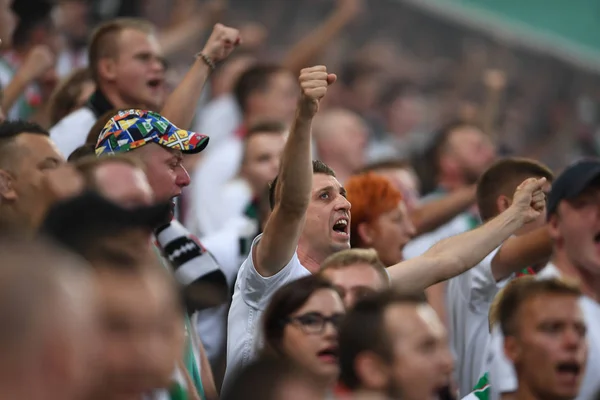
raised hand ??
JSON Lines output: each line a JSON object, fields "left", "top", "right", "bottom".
{"left": 18, "top": 45, "right": 55, "bottom": 83}
{"left": 511, "top": 177, "right": 547, "bottom": 224}
{"left": 298, "top": 65, "right": 336, "bottom": 119}
{"left": 201, "top": 23, "right": 241, "bottom": 64}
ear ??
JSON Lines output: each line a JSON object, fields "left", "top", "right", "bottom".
{"left": 504, "top": 336, "right": 521, "bottom": 364}
{"left": 97, "top": 58, "right": 118, "bottom": 81}
{"left": 354, "top": 352, "right": 390, "bottom": 390}
{"left": 547, "top": 213, "right": 560, "bottom": 241}
{"left": 495, "top": 194, "right": 512, "bottom": 214}
{"left": 357, "top": 222, "right": 375, "bottom": 246}
{"left": 0, "top": 170, "right": 16, "bottom": 201}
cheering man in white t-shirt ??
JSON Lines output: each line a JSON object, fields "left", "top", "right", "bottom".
{"left": 224, "top": 65, "right": 548, "bottom": 388}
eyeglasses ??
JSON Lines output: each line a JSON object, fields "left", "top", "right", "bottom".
{"left": 284, "top": 312, "right": 345, "bottom": 335}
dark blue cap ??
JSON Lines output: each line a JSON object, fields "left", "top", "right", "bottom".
{"left": 547, "top": 159, "right": 600, "bottom": 217}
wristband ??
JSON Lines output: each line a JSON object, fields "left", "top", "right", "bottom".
{"left": 195, "top": 52, "right": 216, "bottom": 70}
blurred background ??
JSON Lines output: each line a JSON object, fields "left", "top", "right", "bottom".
{"left": 8, "top": 0, "right": 600, "bottom": 194}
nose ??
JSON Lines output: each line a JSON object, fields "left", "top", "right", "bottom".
{"left": 335, "top": 195, "right": 351, "bottom": 212}
{"left": 175, "top": 165, "right": 191, "bottom": 188}
{"left": 439, "top": 346, "right": 455, "bottom": 375}
{"left": 562, "top": 326, "right": 584, "bottom": 349}
{"left": 405, "top": 218, "right": 417, "bottom": 238}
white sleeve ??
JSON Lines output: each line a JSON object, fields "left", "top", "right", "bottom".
{"left": 488, "top": 325, "right": 518, "bottom": 394}
{"left": 237, "top": 234, "right": 309, "bottom": 311}
{"left": 463, "top": 247, "right": 502, "bottom": 313}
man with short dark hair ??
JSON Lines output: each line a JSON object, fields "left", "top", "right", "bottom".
{"left": 223, "top": 65, "right": 547, "bottom": 389}
{"left": 449, "top": 157, "right": 555, "bottom": 396}
{"left": 498, "top": 278, "right": 586, "bottom": 400}
{"left": 0, "top": 120, "right": 64, "bottom": 232}
{"left": 338, "top": 290, "right": 453, "bottom": 400}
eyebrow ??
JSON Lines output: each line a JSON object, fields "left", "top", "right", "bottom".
{"left": 318, "top": 185, "right": 347, "bottom": 197}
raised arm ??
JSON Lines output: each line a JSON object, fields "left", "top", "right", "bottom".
{"left": 389, "top": 177, "right": 547, "bottom": 294}
{"left": 255, "top": 66, "right": 336, "bottom": 277}
{"left": 160, "top": 24, "right": 240, "bottom": 129}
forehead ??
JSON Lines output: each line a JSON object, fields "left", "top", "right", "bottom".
{"left": 14, "top": 133, "right": 62, "bottom": 158}
{"left": 311, "top": 173, "right": 343, "bottom": 192}
{"left": 520, "top": 294, "right": 583, "bottom": 323}
{"left": 297, "top": 288, "right": 344, "bottom": 313}
{"left": 95, "top": 268, "right": 173, "bottom": 308}
{"left": 447, "top": 126, "right": 485, "bottom": 148}
{"left": 385, "top": 303, "right": 445, "bottom": 339}
{"left": 117, "top": 28, "right": 161, "bottom": 55}
{"left": 322, "top": 262, "right": 384, "bottom": 285}
{"left": 245, "top": 132, "right": 284, "bottom": 151}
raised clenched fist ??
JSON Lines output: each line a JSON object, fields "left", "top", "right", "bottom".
{"left": 511, "top": 177, "right": 547, "bottom": 224}
{"left": 201, "top": 23, "right": 241, "bottom": 64}
{"left": 298, "top": 65, "right": 337, "bottom": 118}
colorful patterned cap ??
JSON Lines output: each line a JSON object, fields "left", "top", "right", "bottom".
{"left": 95, "top": 109, "right": 209, "bottom": 156}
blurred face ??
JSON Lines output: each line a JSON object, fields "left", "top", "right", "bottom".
{"left": 281, "top": 289, "right": 345, "bottom": 381}
{"left": 136, "top": 144, "right": 190, "bottom": 217}
{"left": 110, "top": 29, "right": 166, "bottom": 110}
{"left": 254, "top": 71, "right": 298, "bottom": 124}
{"left": 443, "top": 126, "right": 496, "bottom": 185}
{"left": 387, "top": 93, "right": 424, "bottom": 136}
{"left": 0, "top": 133, "right": 64, "bottom": 228}
{"left": 506, "top": 294, "right": 587, "bottom": 400}
{"left": 322, "top": 112, "right": 368, "bottom": 173}
{"left": 0, "top": 0, "right": 16, "bottom": 47}
{"left": 359, "top": 202, "right": 416, "bottom": 266}
{"left": 241, "top": 132, "right": 285, "bottom": 195}
{"left": 55, "top": 0, "right": 89, "bottom": 45}
{"left": 550, "top": 183, "right": 600, "bottom": 275}
{"left": 94, "top": 162, "right": 153, "bottom": 208}
{"left": 94, "top": 267, "right": 185, "bottom": 399}
{"left": 299, "top": 174, "right": 351, "bottom": 260}
{"left": 383, "top": 304, "right": 453, "bottom": 400}
{"left": 320, "top": 263, "right": 387, "bottom": 308}
{"left": 373, "top": 168, "right": 421, "bottom": 211}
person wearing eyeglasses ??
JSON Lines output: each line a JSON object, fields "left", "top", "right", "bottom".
{"left": 258, "top": 275, "right": 345, "bottom": 391}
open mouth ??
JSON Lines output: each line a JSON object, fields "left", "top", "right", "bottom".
{"left": 556, "top": 361, "right": 581, "bottom": 379}
{"left": 147, "top": 78, "right": 163, "bottom": 89}
{"left": 332, "top": 217, "right": 349, "bottom": 237}
{"left": 594, "top": 232, "right": 600, "bottom": 243}
{"left": 317, "top": 346, "right": 339, "bottom": 363}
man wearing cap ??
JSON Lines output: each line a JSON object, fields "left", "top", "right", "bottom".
{"left": 482, "top": 159, "right": 600, "bottom": 400}
{"left": 94, "top": 109, "right": 221, "bottom": 400}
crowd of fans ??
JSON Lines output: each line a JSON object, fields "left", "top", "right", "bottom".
{"left": 1, "top": 0, "right": 599, "bottom": 399}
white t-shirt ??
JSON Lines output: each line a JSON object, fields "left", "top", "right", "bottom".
{"left": 486, "top": 263, "right": 600, "bottom": 400}
{"left": 447, "top": 246, "right": 503, "bottom": 396}
{"left": 222, "top": 234, "right": 310, "bottom": 389}
{"left": 193, "top": 216, "right": 257, "bottom": 365}
{"left": 193, "top": 94, "right": 241, "bottom": 149}
{"left": 50, "top": 107, "right": 97, "bottom": 158}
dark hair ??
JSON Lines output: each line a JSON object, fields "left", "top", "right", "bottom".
{"left": 268, "top": 160, "right": 336, "bottom": 210}
{"left": 68, "top": 144, "right": 96, "bottom": 163}
{"left": 233, "top": 64, "right": 288, "bottom": 113}
{"left": 11, "top": 1, "right": 54, "bottom": 49}
{"left": 0, "top": 121, "right": 49, "bottom": 169}
{"left": 498, "top": 277, "right": 581, "bottom": 338}
{"left": 339, "top": 62, "right": 381, "bottom": 88}
{"left": 222, "top": 357, "right": 319, "bottom": 400}
{"left": 477, "top": 158, "right": 554, "bottom": 221}
{"left": 338, "top": 290, "right": 426, "bottom": 390}
{"left": 245, "top": 120, "right": 287, "bottom": 139}
{"left": 430, "top": 120, "right": 482, "bottom": 177}
{"left": 378, "top": 80, "right": 418, "bottom": 109}
{"left": 262, "top": 275, "right": 339, "bottom": 358}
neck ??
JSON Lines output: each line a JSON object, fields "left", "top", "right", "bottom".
{"left": 297, "top": 244, "right": 324, "bottom": 274}
{"left": 0, "top": 206, "right": 33, "bottom": 237}
{"left": 352, "top": 388, "right": 390, "bottom": 400}
{"left": 514, "top": 380, "right": 541, "bottom": 400}
{"left": 551, "top": 250, "right": 600, "bottom": 302}
{"left": 96, "top": 84, "right": 131, "bottom": 110}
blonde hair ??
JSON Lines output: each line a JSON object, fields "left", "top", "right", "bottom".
{"left": 320, "top": 248, "right": 390, "bottom": 286}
